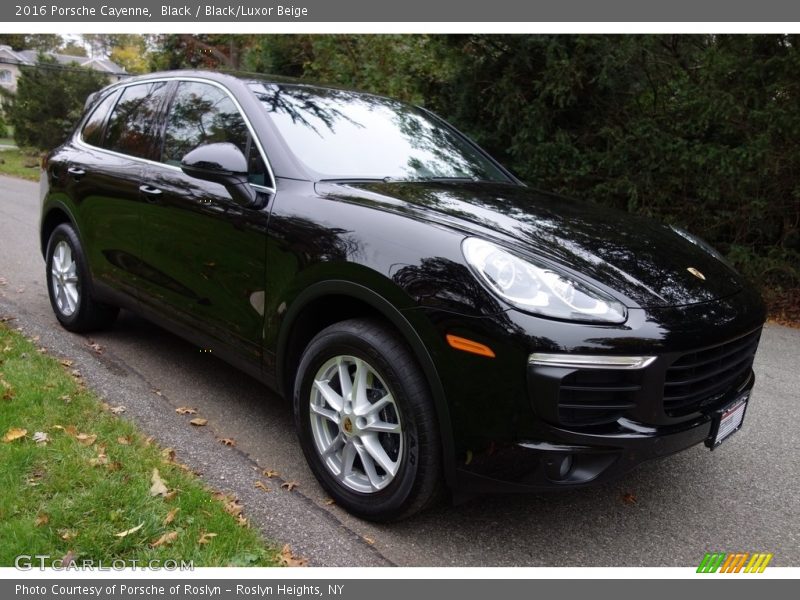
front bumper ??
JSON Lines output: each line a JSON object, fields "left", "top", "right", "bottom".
{"left": 454, "top": 368, "right": 755, "bottom": 494}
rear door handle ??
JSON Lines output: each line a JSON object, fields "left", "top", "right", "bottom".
{"left": 67, "top": 167, "right": 86, "bottom": 179}
{"left": 139, "top": 184, "right": 163, "bottom": 201}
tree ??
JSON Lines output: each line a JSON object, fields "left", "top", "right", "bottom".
{"left": 0, "top": 34, "right": 62, "bottom": 52}
{"left": 59, "top": 40, "right": 87, "bottom": 57}
{"left": 2, "top": 57, "right": 109, "bottom": 150}
{"left": 149, "top": 35, "right": 256, "bottom": 70}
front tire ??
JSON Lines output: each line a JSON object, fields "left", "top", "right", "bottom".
{"left": 294, "top": 318, "right": 442, "bottom": 521}
{"left": 45, "top": 223, "right": 118, "bottom": 332}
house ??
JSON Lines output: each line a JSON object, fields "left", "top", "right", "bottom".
{"left": 0, "top": 45, "right": 126, "bottom": 93}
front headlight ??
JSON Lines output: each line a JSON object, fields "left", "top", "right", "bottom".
{"left": 462, "top": 237, "right": 627, "bottom": 324}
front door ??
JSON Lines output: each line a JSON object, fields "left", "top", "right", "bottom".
{"left": 137, "top": 80, "right": 273, "bottom": 367}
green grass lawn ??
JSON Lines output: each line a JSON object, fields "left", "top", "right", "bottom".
{"left": 0, "top": 322, "right": 281, "bottom": 567}
{"left": 0, "top": 148, "right": 40, "bottom": 181}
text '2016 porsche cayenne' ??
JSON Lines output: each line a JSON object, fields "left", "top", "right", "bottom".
{"left": 40, "top": 71, "right": 765, "bottom": 521}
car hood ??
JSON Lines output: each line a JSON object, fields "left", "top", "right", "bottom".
{"left": 316, "top": 180, "right": 744, "bottom": 308}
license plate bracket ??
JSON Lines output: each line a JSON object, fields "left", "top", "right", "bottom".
{"left": 706, "top": 392, "right": 749, "bottom": 450}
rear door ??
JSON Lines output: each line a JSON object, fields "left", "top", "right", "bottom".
{"left": 137, "top": 79, "right": 273, "bottom": 367}
{"left": 67, "top": 81, "right": 172, "bottom": 301}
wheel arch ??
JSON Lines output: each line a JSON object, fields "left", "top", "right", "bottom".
{"left": 40, "top": 203, "right": 77, "bottom": 258}
{"left": 275, "top": 280, "right": 456, "bottom": 487}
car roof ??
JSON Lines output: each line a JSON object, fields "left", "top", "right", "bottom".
{"left": 104, "top": 69, "right": 390, "bottom": 102}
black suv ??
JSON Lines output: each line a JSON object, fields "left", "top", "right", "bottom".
{"left": 40, "top": 70, "right": 765, "bottom": 520}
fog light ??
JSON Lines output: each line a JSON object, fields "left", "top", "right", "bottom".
{"left": 544, "top": 454, "right": 573, "bottom": 481}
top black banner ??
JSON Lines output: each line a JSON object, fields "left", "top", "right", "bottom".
{"left": 4, "top": 0, "right": 800, "bottom": 22}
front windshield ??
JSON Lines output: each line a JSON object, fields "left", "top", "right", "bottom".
{"left": 249, "top": 83, "right": 511, "bottom": 183}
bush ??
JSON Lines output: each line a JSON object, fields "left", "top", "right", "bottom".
{"left": 2, "top": 56, "right": 109, "bottom": 151}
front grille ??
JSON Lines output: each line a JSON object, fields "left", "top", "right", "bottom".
{"left": 664, "top": 329, "right": 761, "bottom": 417}
{"left": 558, "top": 369, "right": 642, "bottom": 426}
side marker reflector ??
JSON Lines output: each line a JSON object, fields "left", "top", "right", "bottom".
{"left": 446, "top": 334, "right": 495, "bottom": 358}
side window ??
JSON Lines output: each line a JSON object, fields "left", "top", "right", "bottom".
{"left": 103, "top": 82, "right": 170, "bottom": 159}
{"left": 80, "top": 90, "right": 119, "bottom": 147}
{"left": 162, "top": 81, "right": 269, "bottom": 186}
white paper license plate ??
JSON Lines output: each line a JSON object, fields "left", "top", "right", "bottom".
{"left": 708, "top": 393, "right": 749, "bottom": 449}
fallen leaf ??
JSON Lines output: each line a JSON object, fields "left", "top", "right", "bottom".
{"left": 149, "top": 531, "right": 178, "bottom": 547}
{"left": 152, "top": 389, "right": 163, "bottom": 397}
{"left": 254, "top": 481, "right": 271, "bottom": 492}
{"left": 107, "top": 461, "right": 122, "bottom": 472}
{"left": 622, "top": 492, "right": 638, "bottom": 505}
{"left": 189, "top": 418, "right": 208, "bottom": 427}
{"left": 59, "top": 529, "right": 77, "bottom": 541}
{"left": 34, "top": 513, "right": 49, "bottom": 527}
{"left": 1, "top": 378, "right": 14, "bottom": 400}
{"left": 164, "top": 508, "right": 180, "bottom": 525}
{"left": 198, "top": 532, "right": 217, "bottom": 545}
{"left": 161, "top": 447, "right": 176, "bottom": 462}
{"left": 218, "top": 438, "right": 236, "bottom": 447}
{"left": 59, "top": 359, "right": 73, "bottom": 367}
{"left": 32, "top": 431, "right": 49, "bottom": 445}
{"left": 323, "top": 498, "right": 335, "bottom": 506}
{"left": 75, "top": 433, "right": 97, "bottom": 446}
{"left": 109, "top": 405, "right": 126, "bottom": 415}
{"left": 164, "top": 490, "right": 178, "bottom": 501}
{"left": 175, "top": 406, "right": 197, "bottom": 415}
{"left": 277, "top": 544, "right": 308, "bottom": 567}
{"left": 70, "top": 369, "right": 81, "bottom": 378}
{"left": 226, "top": 500, "right": 243, "bottom": 517}
{"left": 59, "top": 394, "right": 71, "bottom": 403}
{"left": 88, "top": 454, "right": 108, "bottom": 467}
{"left": 363, "top": 536, "right": 375, "bottom": 545}
{"left": 144, "top": 436, "right": 154, "bottom": 446}
{"left": 263, "top": 469, "right": 280, "bottom": 478}
{"left": 281, "top": 481, "right": 299, "bottom": 492}
{"left": 150, "top": 468, "right": 168, "bottom": 497}
{"left": 27, "top": 469, "right": 45, "bottom": 486}
{"left": 88, "top": 341, "right": 103, "bottom": 354}
{"left": 117, "top": 435, "right": 132, "bottom": 445}
{"left": 236, "top": 514, "right": 248, "bottom": 527}
{"left": 114, "top": 522, "right": 144, "bottom": 538}
{"left": 61, "top": 550, "right": 77, "bottom": 566}
{"left": 64, "top": 425, "right": 77, "bottom": 436}
{"left": 2, "top": 427, "right": 27, "bottom": 443}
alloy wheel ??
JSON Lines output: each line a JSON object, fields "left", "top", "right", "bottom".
{"left": 309, "top": 355, "right": 404, "bottom": 493}
{"left": 51, "top": 240, "right": 80, "bottom": 316}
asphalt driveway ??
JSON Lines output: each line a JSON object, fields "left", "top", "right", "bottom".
{"left": 1, "top": 175, "right": 798, "bottom": 566}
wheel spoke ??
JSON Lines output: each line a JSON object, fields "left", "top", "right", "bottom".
{"left": 356, "top": 393, "right": 392, "bottom": 417}
{"left": 353, "top": 441, "right": 382, "bottom": 489}
{"left": 337, "top": 357, "right": 352, "bottom": 401}
{"left": 353, "top": 358, "right": 371, "bottom": 414}
{"left": 363, "top": 419, "right": 401, "bottom": 434}
{"left": 314, "top": 379, "right": 344, "bottom": 412}
{"left": 310, "top": 402, "right": 340, "bottom": 425}
{"left": 361, "top": 434, "right": 399, "bottom": 477}
{"left": 65, "top": 286, "right": 77, "bottom": 312}
{"left": 339, "top": 440, "right": 357, "bottom": 479}
{"left": 321, "top": 433, "right": 343, "bottom": 457}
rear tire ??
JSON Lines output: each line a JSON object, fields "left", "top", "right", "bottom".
{"left": 45, "top": 223, "right": 118, "bottom": 333}
{"left": 294, "top": 318, "right": 442, "bottom": 521}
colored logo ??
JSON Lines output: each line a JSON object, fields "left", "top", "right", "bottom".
{"left": 697, "top": 552, "right": 773, "bottom": 573}
{"left": 687, "top": 267, "right": 706, "bottom": 281}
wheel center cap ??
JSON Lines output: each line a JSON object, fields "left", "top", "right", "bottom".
{"left": 342, "top": 416, "right": 354, "bottom": 435}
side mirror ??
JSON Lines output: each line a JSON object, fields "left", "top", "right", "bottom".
{"left": 180, "top": 142, "right": 259, "bottom": 208}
